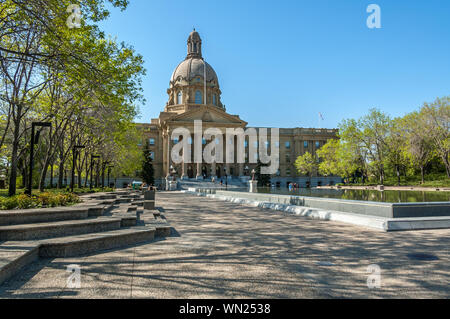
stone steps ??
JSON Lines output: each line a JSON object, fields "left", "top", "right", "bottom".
{"left": 38, "top": 226, "right": 156, "bottom": 257}
{"left": 0, "top": 207, "right": 91, "bottom": 226}
{"left": 0, "top": 242, "right": 39, "bottom": 286}
{"left": 0, "top": 217, "right": 124, "bottom": 241}
{"left": 0, "top": 191, "right": 171, "bottom": 286}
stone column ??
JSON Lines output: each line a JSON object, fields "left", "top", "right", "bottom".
{"left": 211, "top": 161, "right": 217, "bottom": 180}
{"left": 196, "top": 162, "right": 203, "bottom": 180}
{"left": 239, "top": 163, "right": 244, "bottom": 177}
{"left": 166, "top": 129, "right": 172, "bottom": 179}
{"left": 225, "top": 163, "right": 231, "bottom": 181}
{"left": 181, "top": 161, "right": 188, "bottom": 180}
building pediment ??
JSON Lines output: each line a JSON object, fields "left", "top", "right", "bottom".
{"left": 163, "top": 105, "right": 247, "bottom": 127}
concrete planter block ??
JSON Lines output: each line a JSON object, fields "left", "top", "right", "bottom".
{"left": 144, "top": 200, "right": 155, "bottom": 210}
{"left": 144, "top": 190, "right": 155, "bottom": 200}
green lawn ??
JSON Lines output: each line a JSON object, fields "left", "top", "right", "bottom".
{"left": 346, "top": 173, "right": 450, "bottom": 188}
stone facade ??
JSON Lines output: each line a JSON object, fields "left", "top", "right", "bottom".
{"left": 136, "top": 30, "right": 341, "bottom": 187}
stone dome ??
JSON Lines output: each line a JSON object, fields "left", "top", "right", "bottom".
{"left": 170, "top": 58, "right": 219, "bottom": 84}
{"left": 170, "top": 29, "right": 219, "bottom": 86}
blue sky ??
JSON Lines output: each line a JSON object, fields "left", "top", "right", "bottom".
{"left": 99, "top": 0, "right": 450, "bottom": 129}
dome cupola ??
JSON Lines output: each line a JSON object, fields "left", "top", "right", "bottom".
{"left": 166, "top": 30, "right": 224, "bottom": 113}
{"left": 187, "top": 29, "right": 202, "bottom": 59}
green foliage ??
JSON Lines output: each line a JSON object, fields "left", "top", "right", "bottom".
{"left": 141, "top": 141, "right": 155, "bottom": 185}
{"left": 0, "top": 192, "right": 81, "bottom": 210}
{"left": 1, "top": 0, "right": 146, "bottom": 196}
{"left": 294, "top": 152, "right": 317, "bottom": 181}
{"left": 328, "top": 98, "right": 450, "bottom": 186}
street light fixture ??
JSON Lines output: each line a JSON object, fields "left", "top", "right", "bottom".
{"left": 251, "top": 169, "right": 256, "bottom": 181}
{"left": 90, "top": 155, "right": 100, "bottom": 190}
{"left": 71, "top": 145, "right": 85, "bottom": 193}
{"left": 26, "top": 122, "right": 51, "bottom": 196}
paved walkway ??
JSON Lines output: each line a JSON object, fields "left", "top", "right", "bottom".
{"left": 0, "top": 192, "right": 449, "bottom": 298}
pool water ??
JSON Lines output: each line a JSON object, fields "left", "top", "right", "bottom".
{"left": 247, "top": 187, "right": 450, "bottom": 203}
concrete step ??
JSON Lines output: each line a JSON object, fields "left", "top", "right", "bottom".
{"left": 39, "top": 226, "right": 156, "bottom": 257}
{"left": 0, "top": 218, "right": 123, "bottom": 241}
{"left": 0, "top": 207, "right": 91, "bottom": 226}
{"left": 0, "top": 242, "right": 40, "bottom": 286}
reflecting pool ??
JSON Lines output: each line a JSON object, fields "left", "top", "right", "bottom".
{"left": 242, "top": 187, "right": 450, "bottom": 203}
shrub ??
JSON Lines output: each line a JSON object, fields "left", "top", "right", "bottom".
{"left": 38, "top": 192, "right": 52, "bottom": 206}
{"left": 0, "top": 192, "right": 80, "bottom": 210}
{"left": 16, "top": 195, "right": 37, "bottom": 209}
{"left": 0, "top": 196, "right": 18, "bottom": 210}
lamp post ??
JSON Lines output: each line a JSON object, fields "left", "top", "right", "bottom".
{"left": 71, "top": 146, "right": 85, "bottom": 193}
{"left": 26, "top": 122, "right": 51, "bottom": 196}
{"left": 101, "top": 161, "right": 110, "bottom": 188}
{"left": 251, "top": 169, "right": 256, "bottom": 181}
{"left": 90, "top": 155, "right": 100, "bottom": 190}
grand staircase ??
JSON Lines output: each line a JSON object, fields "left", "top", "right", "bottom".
{"left": 0, "top": 190, "right": 170, "bottom": 286}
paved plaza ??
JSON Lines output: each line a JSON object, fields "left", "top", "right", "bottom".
{"left": 0, "top": 192, "right": 449, "bottom": 299}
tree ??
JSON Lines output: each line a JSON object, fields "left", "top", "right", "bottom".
{"left": 141, "top": 141, "right": 154, "bottom": 186}
{"left": 384, "top": 117, "right": 408, "bottom": 186}
{"left": 421, "top": 97, "right": 450, "bottom": 178}
{"left": 316, "top": 138, "right": 359, "bottom": 183}
{"left": 402, "top": 111, "right": 433, "bottom": 184}
{"left": 0, "top": 0, "right": 145, "bottom": 195}
{"left": 294, "top": 152, "right": 317, "bottom": 186}
{"left": 255, "top": 160, "right": 271, "bottom": 186}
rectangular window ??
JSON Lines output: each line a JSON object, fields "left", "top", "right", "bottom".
{"left": 285, "top": 141, "right": 291, "bottom": 149}
{"left": 149, "top": 138, "right": 155, "bottom": 146}
{"left": 286, "top": 153, "right": 291, "bottom": 163}
{"left": 304, "top": 141, "right": 308, "bottom": 148}
{"left": 149, "top": 152, "right": 155, "bottom": 160}
{"left": 286, "top": 168, "right": 291, "bottom": 176}
{"left": 315, "top": 141, "right": 320, "bottom": 149}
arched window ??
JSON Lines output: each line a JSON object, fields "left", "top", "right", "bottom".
{"left": 213, "top": 94, "right": 217, "bottom": 106}
{"left": 177, "top": 91, "right": 182, "bottom": 104}
{"left": 195, "top": 90, "right": 202, "bottom": 104}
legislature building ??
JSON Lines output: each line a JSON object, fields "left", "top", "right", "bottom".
{"left": 135, "top": 30, "right": 341, "bottom": 188}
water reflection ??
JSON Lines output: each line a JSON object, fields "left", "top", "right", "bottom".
{"left": 251, "top": 187, "right": 450, "bottom": 203}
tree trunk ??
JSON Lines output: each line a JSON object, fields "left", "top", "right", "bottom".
{"left": 77, "top": 169, "right": 82, "bottom": 188}
{"left": 396, "top": 165, "right": 401, "bottom": 186}
{"left": 420, "top": 166, "right": 425, "bottom": 184}
{"left": 8, "top": 120, "right": 21, "bottom": 196}
{"left": 57, "top": 159, "right": 64, "bottom": 188}
{"left": 39, "top": 156, "right": 50, "bottom": 192}
{"left": 50, "top": 162, "right": 54, "bottom": 188}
